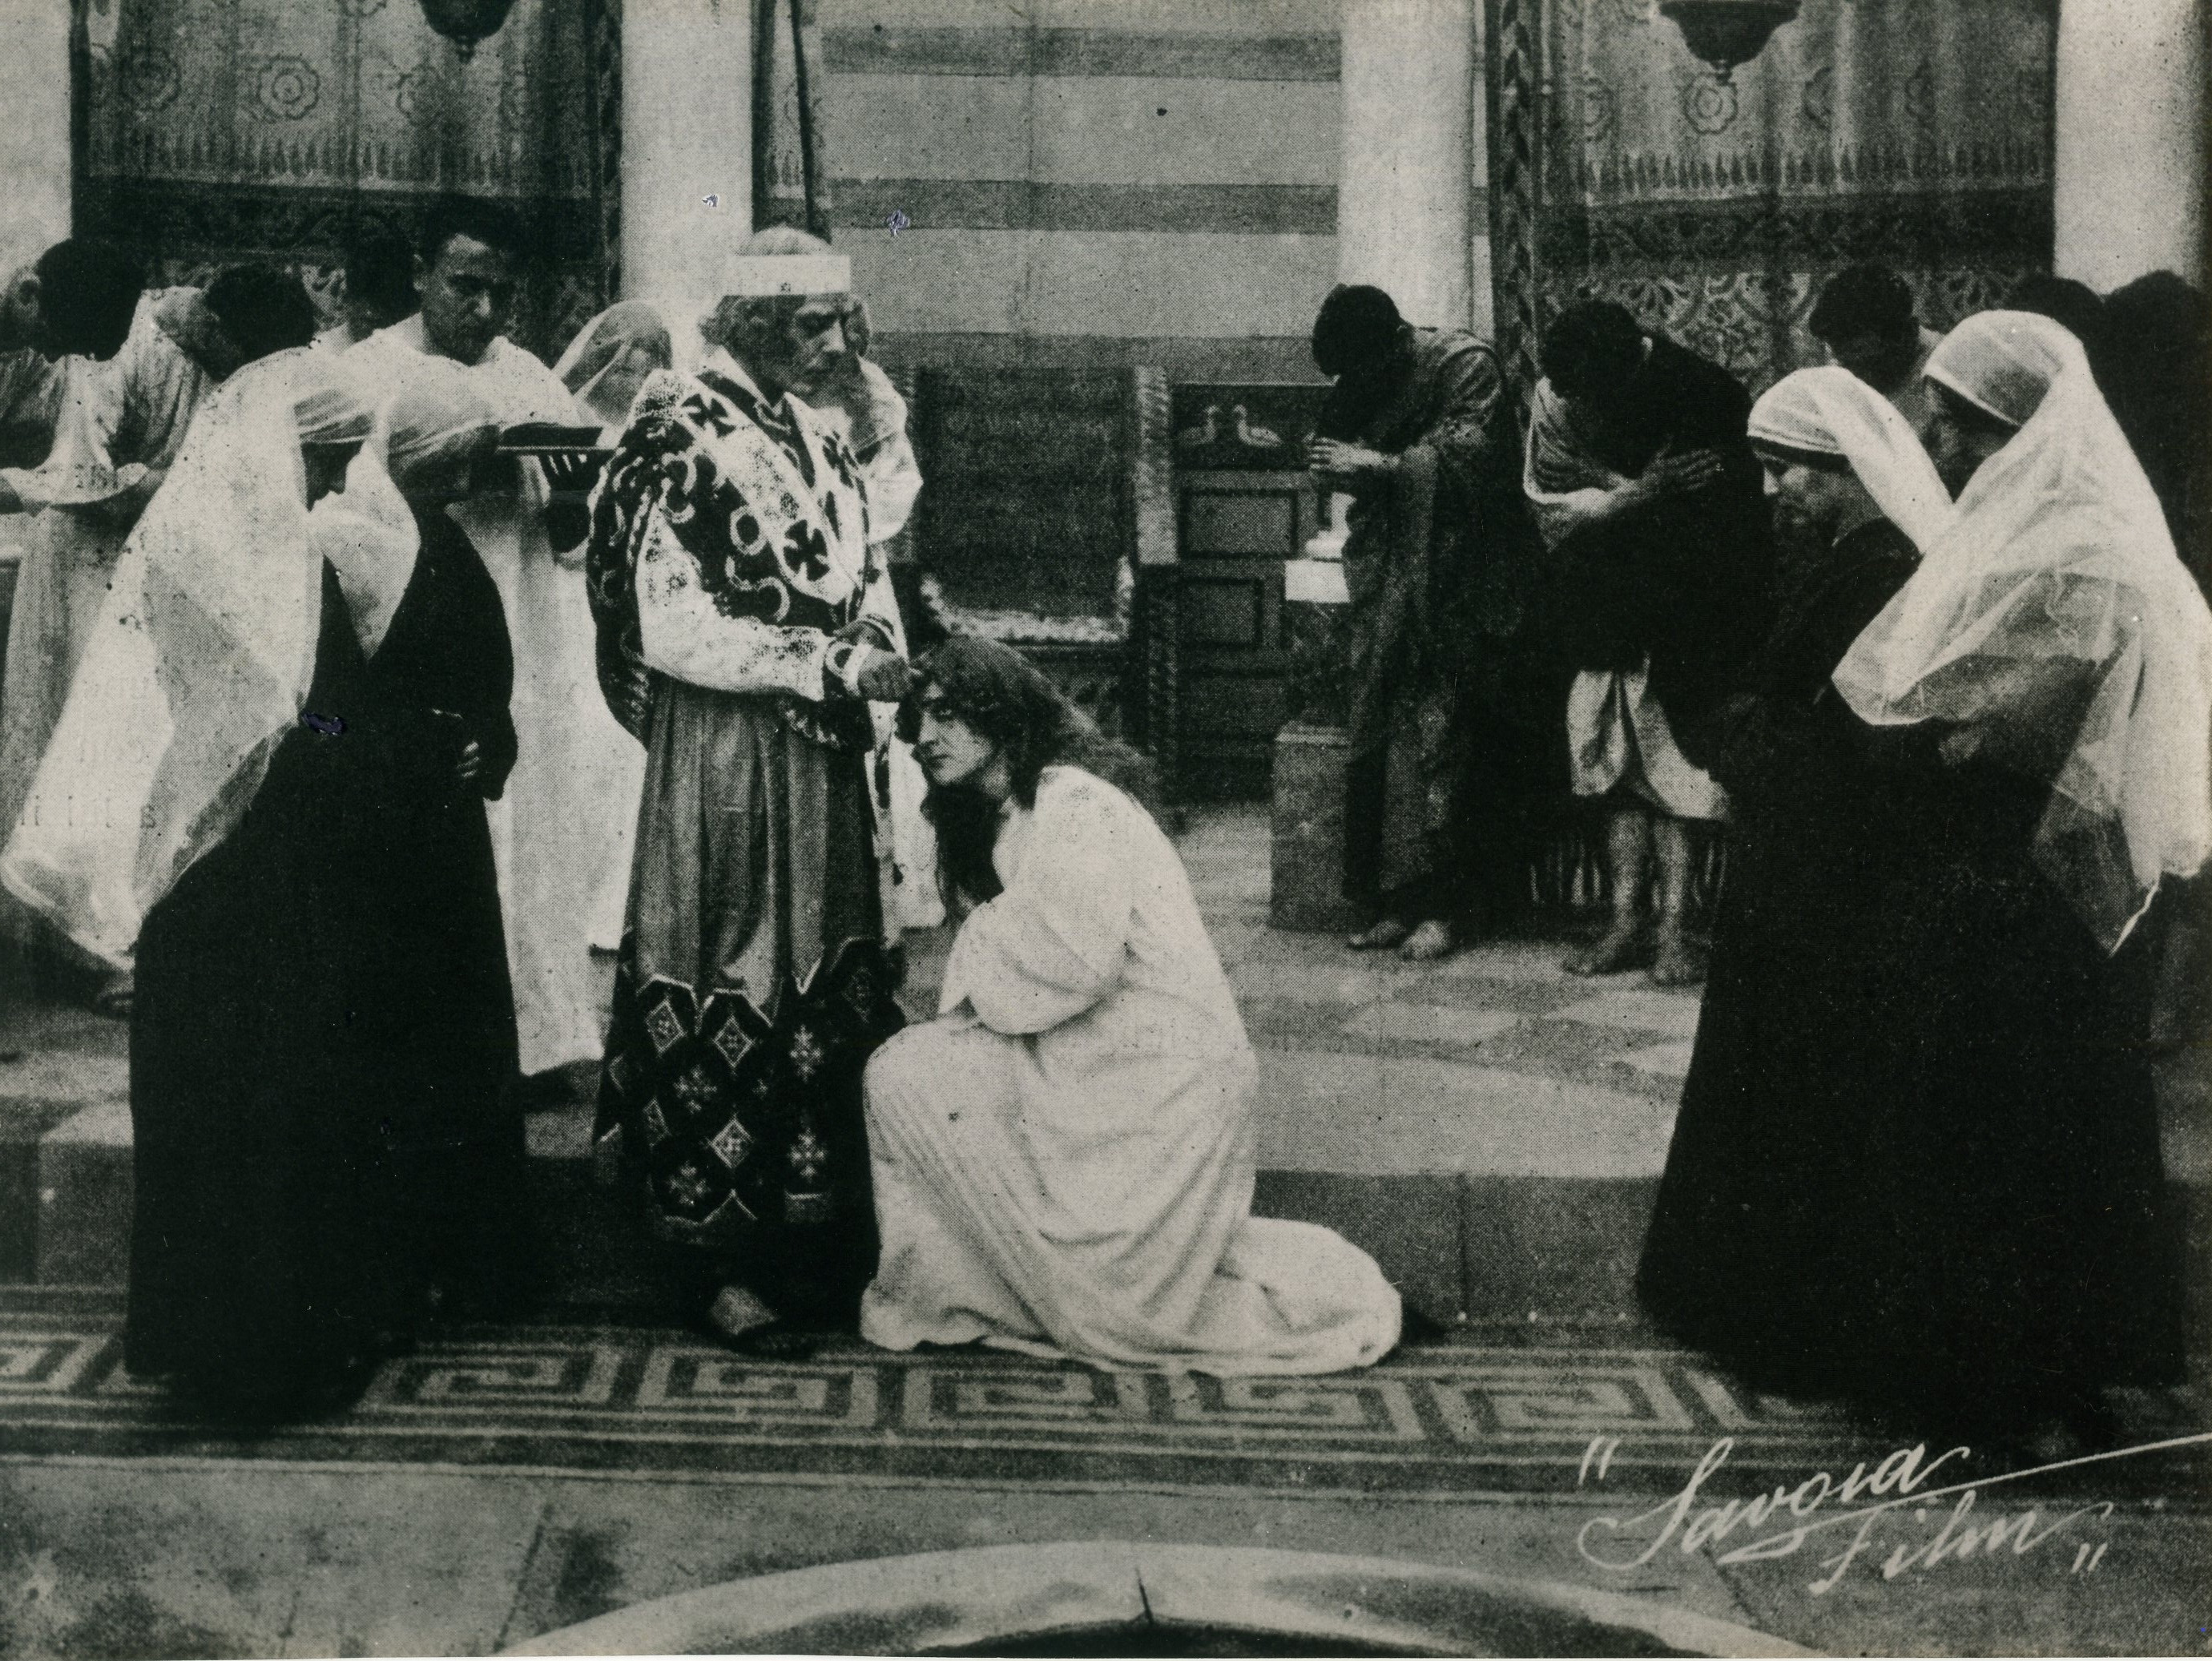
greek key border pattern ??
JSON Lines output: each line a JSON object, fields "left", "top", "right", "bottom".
{"left": 0, "top": 1326, "right": 1827, "bottom": 1451}
{"left": 3, "top": 1317, "right": 2202, "bottom": 1498}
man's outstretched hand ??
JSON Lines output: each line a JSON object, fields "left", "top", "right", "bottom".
{"left": 1622, "top": 446, "right": 1728, "bottom": 508}
{"left": 856, "top": 651, "right": 915, "bottom": 703}
{"left": 1306, "top": 437, "right": 1393, "bottom": 482}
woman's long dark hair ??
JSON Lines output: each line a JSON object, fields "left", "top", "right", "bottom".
{"left": 896, "top": 637, "right": 1163, "bottom": 908}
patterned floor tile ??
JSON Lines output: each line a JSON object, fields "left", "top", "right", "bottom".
{"left": 1549, "top": 988, "right": 1706, "bottom": 1040}
{"left": 1340, "top": 1003, "right": 1525, "bottom": 1048}
{"left": 1416, "top": 938, "right": 1586, "bottom": 987}
{"left": 2, "top": 1297, "right": 2199, "bottom": 1500}
{"left": 1618, "top": 1039, "right": 1697, "bottom": 1080}
{"left": 1388, "top": 973, "right": 1584, "bottom": 1017}
{"left": 1231, "top": 959, "right": 1412, "bottom": 1008}
{"left": 1440, "top": 1020, "right": 1682, "bottom": 1111}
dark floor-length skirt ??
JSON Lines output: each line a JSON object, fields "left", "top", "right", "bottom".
{"left": 128, "top": 565, "right": 521, "bottom": 1412}
{"left": 1639, "top": 763, "right": 2185, "bottom": 1420}
{"left": 595, "top": 683, "right": 905, "bottom": 1324}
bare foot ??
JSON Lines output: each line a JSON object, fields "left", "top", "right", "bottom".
{"left": 93, "top": 971, "right": 135, "bottom": 1020}
{"left": 1649, "top": 932, "right": 1709, "bottom": 988}
{"left": 1347, "top": 917, "right": 1412, "bottom": 952}
{"left": 1399, "top": 919, "right": 1457, "bottom": 962}
{"left": 1565, "top": 925, "right": 1650, "bottom": 977}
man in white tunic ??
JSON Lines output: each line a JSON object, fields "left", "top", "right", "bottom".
{"left": 349, "top": 196, "right": 637, "bottom": 1077}
{"left": 1524, "top": 301, "right": 1771, "bottom": 987}
{"left": 860, "top": 639, "right": 1401, "bottom": 1376}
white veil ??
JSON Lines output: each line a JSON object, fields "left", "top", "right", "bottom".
{"left": 1746, "top": 365, "right": 1956, "bottom": 551}
{"left": 1832, "top": 311, "right": 2212, "bottom": 952}
{"left": 552, "top": 300, "right": 675, "bottom": 436}
{"left": 1, "top": 349, "right": 374, "bottom": 966}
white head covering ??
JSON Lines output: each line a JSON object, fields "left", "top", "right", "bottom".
{"left": 378, "top": 359, "right": 503, "bottom": 487}
{"left": 1833, "top": 310, "right": 2212, "bottom": 952}
{"left": 717, "top": 252, "right": 850, "bottom": 300}
{"left": 308, "top": 372, "right": 424, "bottom": 662}
{"left": 554, "top": 300, "right": 675, "bottom": 434}
{"left": 0, "top": 349, "right": 373, "bottom": 966}
{"left": 1747, "top": 365, "right": 1955, "bottom": 551}
{"left": 1922, "top": 309, "right": 2070, "bottom": 428}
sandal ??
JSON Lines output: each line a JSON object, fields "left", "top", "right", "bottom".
{"left": 717, "top": 1319, "right": 823, "bottom": 1361}
{"left": 1347, "top": 917, "right": 1413, "bottom": 952}
{"left": 1398, "top": 920, "right": 1457, "bottom": 962}
{"left": 703, "top": 1284, "right": 821, "bottom": 1360}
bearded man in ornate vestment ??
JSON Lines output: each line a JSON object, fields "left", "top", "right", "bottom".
{"left": 586, "top": 234, "right": 911, "bottom": 1358}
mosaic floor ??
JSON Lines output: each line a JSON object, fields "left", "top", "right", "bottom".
{"left": 4, "top": 1291, "right": 2204, "bottom": 1502}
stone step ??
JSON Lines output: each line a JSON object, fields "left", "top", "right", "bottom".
{"left": 6, "top": 1091, "right": 1658, "bottom": 1328}
{"left": 14, "top": 1090, "right": 2212, "bottom": 1344}
{"left": 9, "top": 855, "right": 2210, "bottom": 1334}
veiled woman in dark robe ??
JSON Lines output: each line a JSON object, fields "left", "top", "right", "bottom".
{"left": 1643, "top": 329, "right": 2212, "bottom": 1452}
{"left": 3, "top": 355, "right": 524, "bottom": 1416}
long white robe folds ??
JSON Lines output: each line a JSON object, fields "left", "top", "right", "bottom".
{"left": 1, "top": 293, "right": 216, "bottom": 945}
{"left": 860, "top": 765, "right": 1400, "bottom": 1375}
{"left": 349, "top": 316, "right": 643, "bottom": 1073}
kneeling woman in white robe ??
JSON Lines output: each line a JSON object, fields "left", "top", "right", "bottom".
{"left": 860, "top": 639, "right": 1400, "bottom": 1375}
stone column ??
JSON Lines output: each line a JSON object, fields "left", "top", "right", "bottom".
{"left": 0, "top": 1, "right": 72, "bottom": 264}
{"left": 2053, "top": 0, "right": 2206, "bottom": 291}
{"left": 621, "top": 0, "right": 754, "bottom": 362}
{"left": 1336, "top": 0, "right": 1485, "bottom": 333}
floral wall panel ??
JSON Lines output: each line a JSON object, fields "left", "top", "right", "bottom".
{"left": 1488, "top": 0, "right": 2055, "bottom": 398}
{"left": 79, "top": 0, "right": 619, "bottom": 358}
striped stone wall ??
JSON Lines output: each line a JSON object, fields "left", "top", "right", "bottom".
{"left": 822, "top": 0, "right": 1340, "bottom": 382}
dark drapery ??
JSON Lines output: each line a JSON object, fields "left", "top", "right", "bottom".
{"left": 1486, "top": 0, "right": 2057, "bottom": 403}
{"left": 76, "top": 0, "right": 622, "bottom": 360}
{"left": 753, "top": 0, "right": 832, "bottom": 239}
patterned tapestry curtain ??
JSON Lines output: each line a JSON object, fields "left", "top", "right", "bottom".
{"left": 753, "top": 0, "right": 832, "bottom": 238}
{"left": 76, "top": 0, "right": 622, "bottom": 361}
{"left": 1485, "top": 0, "right": 2056, "bottom": 401}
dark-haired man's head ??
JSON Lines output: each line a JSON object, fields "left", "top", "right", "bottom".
{"left": 1311, "top": 284, "right": 1412, "bottom": 394}
{"left": 340, "top": 222, "right": 417, "bottom": 341}
{"left": 2102, "top": 269, "right": 2205, "bottom": 343}
{"left": 2004, "top": 273, "right": 2105, "bottom": 353}
{"left": 1539, "top": 300, "right": 1647, "bottom": 417}
{"left": 1, "top": 240, "right": 147, "bottom": 361}
{"left": 203, "top": 264, "right": 319, "bottom": 375}
{"left": 1809, "top": 264, "right": 1921, "bottom": 394}
{"left": 415, "top": 196, "right": 527, "bottom": 365}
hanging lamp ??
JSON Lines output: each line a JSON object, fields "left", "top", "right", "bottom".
{"left": 418, "top": 0, "right": 517, "bottom": 60}
{"left": 1658, "top": 0, "right": 1800, "bottom": 82}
